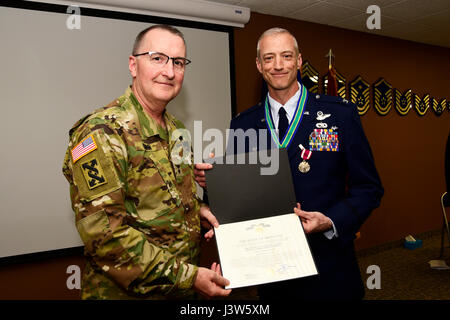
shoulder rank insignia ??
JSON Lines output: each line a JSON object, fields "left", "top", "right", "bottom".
{"left": 71, "top": 135, "right": 98, "bottom": 163}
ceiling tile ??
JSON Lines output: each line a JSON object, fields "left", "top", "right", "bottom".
{"left": 286, "top": 1, "right": 362, "bottom": 25}
{"left": 411, "top": 9, "right": 450, "bottom": 28}
{"left": 381, "top": 0, "right": 450, "bottom": 21}
{"left": 332, "top": 13, "right": 401, "bottom": 31}
{"left": 206, "top": 0, "right": 450, "bottom": 48}
{"left": 322, "top": 0, "right": 404, "bottom": 11}
{"left": 235, "top": 0, "right": 322, "bottom": 17}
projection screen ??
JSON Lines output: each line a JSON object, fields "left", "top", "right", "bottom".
{"left": 0, "top": 3, "right": 233, "bottom": 259}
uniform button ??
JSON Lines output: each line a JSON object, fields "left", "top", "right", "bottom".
{"left": 316, "top": 94, "right": 320, "bottom": 99}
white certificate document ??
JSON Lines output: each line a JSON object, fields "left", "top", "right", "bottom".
{"left": 214, "top": 213, "right": 318, "bottom": 289}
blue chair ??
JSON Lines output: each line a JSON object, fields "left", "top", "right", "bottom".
{"left": 439, "top": 132, "right": 450, "bottom": 258}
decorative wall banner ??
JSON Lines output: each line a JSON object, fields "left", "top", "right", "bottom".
{"left": 432, "top": 98, "right": 446, "bottom": 116}
{"left": 394, "top": 89, "right": 412, "bottom": 116}
{"left": 414, "top": 94, "right": 430, "bottom": 116}
{"left": 349, "top": 76, "right": 370, "bottom": 116}
{"left": 323, "top": 68, "right": 346, "bottom": 98}
{"left": 300, "top": 61, "right": 319, "bottom": 94}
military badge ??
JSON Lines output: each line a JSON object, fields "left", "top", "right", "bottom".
{"left": 316, "top": 122, "right": 328, "bottom": 128}
{"left": 298, "top": 144, "right": 312, "bottom": 173}
{"left": 309, "top": 129, "right": 339, "bottom": 152}
{"left": 71, "top": 135, "right": 98, "bottom": 163}
{"left": 80, "top": 158, "right": 107, "bottom": 189}
{"left": 323, "top": 68, "right": 346, "bottom": 99}
{"left": 432, "top": 98, "right": 446, "bottom": 116}
{"left": 316, "top": 111, "right": 330, "bottom": 121}
{"left": 414, "top": 93, "right": 430, "bottom": 116}
{"left": 394, "top": 89, "right": 412, "bottom": 116}
{"left": 373, "top": 78, "right": 392, "bottom": 116}
{"left": 71, "top": 131, "right": 122, "bottom": 202}
{"left": 349, "top": 76, "right": 370, "bottom": 116}
{"left": 301, "top": 61, "right": 319, "bottom": 94}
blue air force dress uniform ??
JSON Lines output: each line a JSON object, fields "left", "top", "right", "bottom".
{"left": 229, "top": 84, "right": 384, "bottom": 300}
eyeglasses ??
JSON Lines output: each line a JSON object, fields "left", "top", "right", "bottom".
{"left": 133, "top": 51, "right": 191, "bottom": 70}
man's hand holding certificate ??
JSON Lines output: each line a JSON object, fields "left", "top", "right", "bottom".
{"left": 197, "top": 149, "right": 318, "bottom": 289}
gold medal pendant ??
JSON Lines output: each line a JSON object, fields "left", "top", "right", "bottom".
{"left": 298, "top": 160, "right": 310, "bottom": 173}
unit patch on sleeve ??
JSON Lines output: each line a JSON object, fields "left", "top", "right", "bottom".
{"left": 81, "top": 158, "right": 108, "bottom": 189}
{"left": 71, "top": 130, "right": 122, "bottom": 202}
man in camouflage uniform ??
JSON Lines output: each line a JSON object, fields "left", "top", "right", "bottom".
{"left": 62, "top": 25, "right": 231, "bottom": 299}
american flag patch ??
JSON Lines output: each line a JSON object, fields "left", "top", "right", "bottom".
{"left": 71, "top": 135, "right": 98, "bottom": 163}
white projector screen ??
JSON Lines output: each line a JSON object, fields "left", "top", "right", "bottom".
{"left": 0, "top": 3, "right": 233, "bottom": 259}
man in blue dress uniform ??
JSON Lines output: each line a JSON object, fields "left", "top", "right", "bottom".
{"left": 196, "top": 27, "right": 383, "bottom": 300}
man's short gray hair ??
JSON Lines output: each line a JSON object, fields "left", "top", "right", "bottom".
{"left": 132, "top": 24, "right": 186, "bottom": 55}
{"left": 256, "top": 27, "right": 299, "bottom": 58}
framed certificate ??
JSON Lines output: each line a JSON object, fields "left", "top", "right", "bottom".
{"left": 205, "top": 149, "right": 318, "bottom": 289}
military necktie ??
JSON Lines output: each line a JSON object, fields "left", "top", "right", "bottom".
{"left": 278, "top": 107, "right": 289, "bottom": 141}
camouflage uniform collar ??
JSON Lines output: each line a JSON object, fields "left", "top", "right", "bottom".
{"left": 125, "top": 87, "right": 178, "bottom": 141}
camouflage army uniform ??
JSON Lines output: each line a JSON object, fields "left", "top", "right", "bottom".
{"left": 62, "top": 87, "right": 202, "bottom": 299}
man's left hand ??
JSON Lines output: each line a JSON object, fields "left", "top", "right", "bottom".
{"left": 294, "top": 203, "right": 332, "bottom": 234}
{"left": 200, "top": 205, "right": 219, "bottom": 241}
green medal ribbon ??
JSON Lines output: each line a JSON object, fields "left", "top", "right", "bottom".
{"left": 265, "top": 84, "right": 308, "bottom": 148}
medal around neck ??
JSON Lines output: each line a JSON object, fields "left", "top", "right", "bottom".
{"left": 265, "top": 85, "right": 308, "bottom": 149}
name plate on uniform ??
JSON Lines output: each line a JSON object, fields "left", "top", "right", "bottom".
{"left": 206, "top": 149, "right": 318, "bottom": 289}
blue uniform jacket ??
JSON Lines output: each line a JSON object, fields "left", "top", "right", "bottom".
{"left": 229, "top": 92, "right": 384, "bottom": 299}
